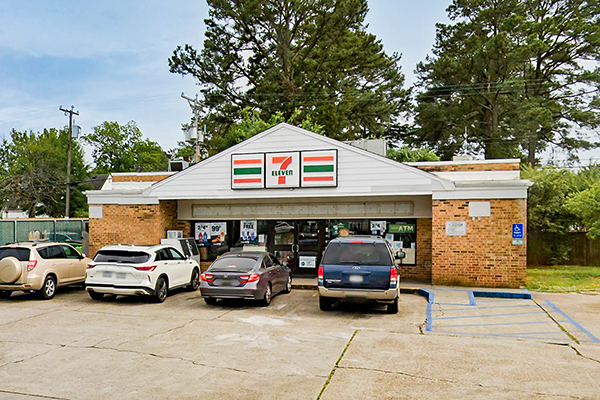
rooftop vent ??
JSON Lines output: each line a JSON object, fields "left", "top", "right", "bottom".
{"left": 168, "top": 159, "right": 190, "bottom": 172}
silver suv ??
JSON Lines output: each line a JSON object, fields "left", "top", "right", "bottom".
{"left": 0, "top": 242, "right": 91, "bottom": 300}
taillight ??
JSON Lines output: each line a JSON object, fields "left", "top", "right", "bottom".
{"left": 390, "top": 267, "right": 398, "bottom": 289}
{"left": 27, "top": 260, "right": 37, "bottom": 272}
{"left": 201, "top": 273, "right": 214, "bottom": 282}
{"left": 87, "top": 263, "right": 96, "bottom": 269}
{"left": 317, "top": 265, "right": 324, "bottom": 286}
{"left": 135, "top": 265, "right": 157, "bottom": 272}
{"left": 239, "top": 274, "right": 259, "bottom": 284}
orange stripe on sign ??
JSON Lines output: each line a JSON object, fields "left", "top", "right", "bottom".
{"left": 234, "top": 178, "right": 262, "bottom": 183}
{"left": 234, "top": 159, "right": 262, "bottom": 165}
{"left": 303, "top": 176, "right": 334, "bottom": 182}
{"left": 303, "top": 156, "right": 334, "bottom": 162}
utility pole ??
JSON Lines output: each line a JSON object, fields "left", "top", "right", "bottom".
{"left": 181, "top": 93, "right": 202, "bottom": 163}
{"left": 59, "top": 105, "right": 79, "bottom": 218}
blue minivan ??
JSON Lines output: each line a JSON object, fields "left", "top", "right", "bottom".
{"left": 317, "top": 236, "right": 403, "bottom": 313}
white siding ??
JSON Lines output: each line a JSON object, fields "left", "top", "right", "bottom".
{"left": 149, "top": 123, "right": 452, "bottom": 201}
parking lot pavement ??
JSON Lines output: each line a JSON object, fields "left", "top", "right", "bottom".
{"left": 1, "top": 287, "right": 599, "bottom": 400}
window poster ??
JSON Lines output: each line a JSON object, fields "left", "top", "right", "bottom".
{"left": 211, "top": 222, "right": 227, "bottom": 244}
{"left": 241, "top": 220, "right": 257, "bottom": 243}
{"left": 370, "top": 220, "right": 387, "bottom": 235}
{"left": 195, "top": 223, "right": 211, "bottom": 244}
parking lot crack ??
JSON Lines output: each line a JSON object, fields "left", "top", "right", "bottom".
{"left": 569, "top": 345, "right": 600, "bottom": 364}
{"left": 316, "top": 329, "right": 358, "bottom": 400}
{"left": 212, "top": 308, "right": 239, "bottom": 320}
{"left": 0, "top": 389, "right": 70, "bottom": 400}
{"left": 0, "top": 344, "right": 65, "bottom": 369}
{"left": 113, "top": 319, "right": 196, "bottom": 348}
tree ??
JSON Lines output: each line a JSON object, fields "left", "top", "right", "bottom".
{"left": 0, "top": 128, "right": 89, "bottom": 217}
{"left": 83, "top": 121, "right": 168, "bottom": 173}
{"left": 565, "top": 164, "right": 600, "bottom": 239}
{"left": 410, "top": 0, "right": 600, "bottom": 163}
{"left": 387, "top": 147, "right": 440, "bottom": 163}
{"left": 169, "top": 0, "right": 407, "bottom": 148}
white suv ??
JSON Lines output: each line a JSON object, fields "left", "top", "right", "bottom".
{"left": 85, "top": 244, "right": 201, "bottom": 302}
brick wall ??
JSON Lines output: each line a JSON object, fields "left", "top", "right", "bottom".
{"left": 431, "top": 199, "right": 527, "bottom": 288}
{"left": 415, "top": 162, "right": 520, "bottom": 173}
{"left": 111, "top": 174, "right": 172, "bottom": 183}
{"left": 89, "top": 200, "right": 190, "bottom": 256}
{"left": 400, "top": 218, "right": 432, "bottom": 282}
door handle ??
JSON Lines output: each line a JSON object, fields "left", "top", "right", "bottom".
{"left": 292, "top": 244, "right": 299, "bottom": 252}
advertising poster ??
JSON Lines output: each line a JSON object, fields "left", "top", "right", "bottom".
{"left": 370, "top": 220, "right": 387, "bottom": 235}
{"left": 195, "top": 223, "right": 211, "bottom": 244}
{"left": 211, "top": 222, "right": 227, "bottom": 244}
{"left": 241, "top": 220, "right": 257, "bottom": 243}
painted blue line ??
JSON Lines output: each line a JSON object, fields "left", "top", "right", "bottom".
{"left": 468, "top": 291, "right": 476, "bottom": 306}
{"left": 544, "top": 300, "right": 600, "bottom": 344}
{"left": 441, "top": 321, "right": 554, "bottom": 328}
{"left": 418, "top": 289, "right": 434, "bottom": 332}
{"left": 437, "top": 304, "right": 538, "bottom": 312}
{"left": 473, "top": 291, "right": 531, "bottom": 299}
{"left": 437, "top": 302, "right": 472, "bottom": 306}
{"left": 435, "top": 311, "right": 546, "bottom": 320}
{"left": 434, "top": 330, "right": 571, "bottom": 342}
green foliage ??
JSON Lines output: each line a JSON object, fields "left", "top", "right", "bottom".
{"left": 83, "top": 121, "right": 168, "bottom": 173}
{"left": 527, "top": 266, "right": 600, "bottom": 292}
{"left": 566, "top": 179, "right": 600, "bottom": 239}
{"left": 169, "top": 0, "right": 408, "bottom": 147}
{"left": 410, "top": 0, "right": 600, "bottom": 163}
{"left": 0, "top": 128, "right": 89, "bottom": 217}
{"left": 387, "top": 147, "right": 440, "bottom": 163}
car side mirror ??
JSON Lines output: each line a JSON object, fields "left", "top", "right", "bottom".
{"left": 395, "top": 251, "right": 406, "bottom": 260}
{"left": 79, "top": 253, "right": 86, "bottom": 259}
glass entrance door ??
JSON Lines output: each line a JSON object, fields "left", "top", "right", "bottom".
{"left": 268, "top": 220, "right": 325, "bottom": 276}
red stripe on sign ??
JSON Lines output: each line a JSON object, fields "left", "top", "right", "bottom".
{"left": 234, "top": 178, "right": 262, "bottom": 183}
{"left": 234, "top": 159, "right": 262, "bottom": 165}
{"left": 272, "top": 156, "right": 289, "bottom": 164}
{"left": 303, "top": 176, "right": 334, "bottom": 182}
{"left": 303, "top": 156, "right": 334, "bottom": 162}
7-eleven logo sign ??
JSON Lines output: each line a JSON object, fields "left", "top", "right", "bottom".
{"left": 265, "top": 152, "right": 300, "bottom": 188}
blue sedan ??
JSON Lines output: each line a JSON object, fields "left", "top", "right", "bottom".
{"left": 200, "top": 251, "right": 292, "bottom": 306}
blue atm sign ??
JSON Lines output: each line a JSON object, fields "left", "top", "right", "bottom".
{"left": 512, "top": 223, "right": 524, "bottom": 239}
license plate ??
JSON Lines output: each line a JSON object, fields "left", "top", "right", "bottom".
{"left": 102, "top": 271, "right": 112, "bottom": 278}
{"left": 220, "top": 279, "right": 234, "bottom": 286}
{"left": 116, "top": 273, "right": 126, "bottom": 279}
{"left": 349, "top": 275, "right": 363, "bottom": 284}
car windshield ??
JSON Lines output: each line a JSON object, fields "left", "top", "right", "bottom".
{"left": 94, "top": 250, "right": 151, "bottom": 264}
{"left": 0, "top": 247, "right": 30, "bottom": 262}
{"left": 322, "top": 242, "right": 392, "bottom": 266}
{"left": 209, "top": 257, "right": 257, "bottom": 272}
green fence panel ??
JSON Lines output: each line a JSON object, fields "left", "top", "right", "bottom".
{"left": 15, "top": 220, "right": 55, "bottom": 242}
{"left": 0, "top": 221, "right": 16, "bottom": 245}
{"left": 54, "top": 220, "right": 84, "bottom": 241}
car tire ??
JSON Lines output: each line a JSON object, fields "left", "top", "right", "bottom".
{"left": 0, "top": 290, "right": 12, "bottom": 299}
{"left": 88, "top": 291, "right": 104, "bottom": 300}
{"left": 387, "top": 297, "right": 399, "bottom": 314}
{"left": 319, "top": 296, "right": 334, "bottom": 311}
{"left": 39, "top": 275, "right": 57, "bottom": 300}
{"left": 188, "top": 269, "right": 200, "bottom": 291}
{"left": 283, "top": 275, "right": 292, "bottom": 293}
{"left": 260, "top": 283, "right": 272, "bottom": 306}
{"left": 204, "top": 298, "right": 217, "bottom": 305}
{"left": 154, "top": 277, "right": 168, "bottom": 303}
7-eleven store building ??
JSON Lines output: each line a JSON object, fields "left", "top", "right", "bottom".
{"left": 86, "top": 123, "right": 532, "bottom": 288}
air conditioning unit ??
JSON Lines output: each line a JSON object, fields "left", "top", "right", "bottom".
{"left": 169, "top": 159, "right": 190, "bottom": 172}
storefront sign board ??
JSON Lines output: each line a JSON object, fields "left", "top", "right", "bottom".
{"left": 265, "top": 152, "right": 300, "bottom": 188}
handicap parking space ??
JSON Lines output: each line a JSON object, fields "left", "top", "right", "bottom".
{"left": 420, "top": 287, "right": 600, "bottom": 344}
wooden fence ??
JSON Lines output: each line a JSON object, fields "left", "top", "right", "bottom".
{"left": 528, "top": 233, "right": 600, "bottom": 267}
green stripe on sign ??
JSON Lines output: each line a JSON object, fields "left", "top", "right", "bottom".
{"left": 234, "top": 167, "right": 262, "bottom": 175}
{"left": 304, "top": 165, "right": 334, "bottom": 173}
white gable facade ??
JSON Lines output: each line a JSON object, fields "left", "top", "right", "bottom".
{"left": 86, "top": 123, "right": 531, "bottom": 288}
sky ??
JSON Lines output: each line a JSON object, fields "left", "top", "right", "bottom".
{"left": 1, "top": 0, "right": 597, "bottom": 166}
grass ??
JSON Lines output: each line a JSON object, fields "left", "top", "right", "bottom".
{"left": 527, "top": 265, "right": 600, "bottom": 292}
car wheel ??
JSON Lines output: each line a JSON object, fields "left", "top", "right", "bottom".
{"left": 387, "top": 297, "right": 399, "bottom": 314}
{"left": 319, "top": 296, "right": 334, "bottom": 311}
{"left": 39, "top": 275, "right": 56, "bottom": 300}
{"left": 188, "top": 269, "right": 200, "bottom": 291}
{"left": 0, "top": 290, "right": 12, "bottom": 299}
{"left": 260, "top": 283, "right": 272, "bottom": 306}
{"left": 154, "top": 277, "right": 168, "bottom": 303}
{"left": 88, "top": 291, "right": 105, "bottom": 300}
{"left": 204, "top": 298, "right": 217, "bottom": 305}
{"left": 283, "top": 275, "right": 292, "bottom": 293}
